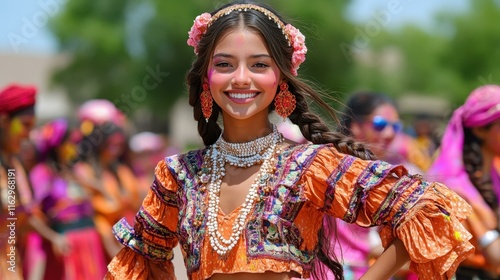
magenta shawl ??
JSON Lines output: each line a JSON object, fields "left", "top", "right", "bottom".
{"left": 428, "top": 84, "right": 500, "bottom": 205}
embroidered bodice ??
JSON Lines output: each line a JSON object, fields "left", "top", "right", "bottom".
{"left": 107, "top": 144, "right": 473, "bottom": 280}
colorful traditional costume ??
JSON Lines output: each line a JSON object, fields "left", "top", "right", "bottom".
{"left": 74, "top": 99, "right": 140, "bottom": 260}
{"left": 29, "top": 119, "right": 107, "bottom": 279}
{"left": 108, "top": 3, "right": 473, "bottom": 279}
{"left": 107, "top": 143, "right": 473, "bottom": 280}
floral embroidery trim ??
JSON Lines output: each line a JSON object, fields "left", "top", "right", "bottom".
{"left": 187, "top": 4, "right": 307, "bottom": 76}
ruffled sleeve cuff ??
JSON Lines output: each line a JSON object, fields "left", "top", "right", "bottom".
{"left": 106, "top": 159, "right": 180, "bottom": 279}
{"left": 379, "top": 182, "right": 474, "bottom": 279}
{"left": 106, "top": 247, "right": 176, "bottom": 280}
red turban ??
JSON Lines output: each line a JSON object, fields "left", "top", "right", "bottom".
{"left": 0, "top": 84, "right": 37, "bottom": 114}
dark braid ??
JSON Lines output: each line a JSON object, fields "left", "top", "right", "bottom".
{"left": 287, "top": 81, "right": 376, "bottom": 161}
{"left": 186, "top": 34, "right": 222, "bottom": 146}
{"left": 286, "top": 81, "right": 375, "bottom": 280}
{"left": 463, "top": 127, "right": 499, "bottom": 212}
{"left": 188, "top": 78, "right": 222, "bottom": 146}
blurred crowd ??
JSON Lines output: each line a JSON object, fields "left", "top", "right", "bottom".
{"left": 1, "top": 82, "right": 499, "bottom": 280}
{"left": 0, "top": 85, "right": 180, "bottom": 280}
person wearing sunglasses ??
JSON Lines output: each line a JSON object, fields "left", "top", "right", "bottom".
{"left": 338, "top": 92, "right": 404, "bottom": 162}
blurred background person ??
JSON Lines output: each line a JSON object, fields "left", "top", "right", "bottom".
{"left": 0, "top": 84, "right": 38, "bottom": 280}
{"left": 30, "top": 118, "right": 107, "bottom": 280}
{"left": 0, "top": 84, "right": 69, "bottom": 280}
{"left": 72, "top": 99, "right": 140, "bottom": 261}
{"left": 428, "top": 84, "right": 500, "bottom": 279}
{"left": 129, "top": 131, "right": 172, "bottom": 200}
{"left": 388, "top": 132, "right": 433, "bottom": 173}
{"left": 338, "top": 91, "right": 428, "bottom": 173}
{"left": 19, "top": 139, "right": 39, "bottom": 175}
{"left": 412, "top": 113, "right": 440, "bottom": 165}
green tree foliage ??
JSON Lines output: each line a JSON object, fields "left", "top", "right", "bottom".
{"left": 50, "top": 0, "right": 208, "bottom": 118}
{"left": 49, "top": 0, "right": 354, "bottom": 121}
{"left": 439, "top": 0, "right": 500, "bottom": 103}
{"left": 351, "top": 0, "right": 500, "bottom": 107}
{"left": 50, "top": 0, "right": 500, "bottom": 124}
{"left": 351, "top": 26, "right": 459, "bottom": 101}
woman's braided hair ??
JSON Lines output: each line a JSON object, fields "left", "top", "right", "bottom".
{"left": 463, "top": 127, "right": 499, "bottom": 221}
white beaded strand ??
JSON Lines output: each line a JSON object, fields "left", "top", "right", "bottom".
{"left": 206, "top": 128, "right": 283, "bottom": 256}
{"left": 216, "top": 125, "right": 279, "bottom": 167}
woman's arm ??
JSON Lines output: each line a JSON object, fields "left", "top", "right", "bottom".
{"left": 29, "top": 215, "right": 70, "bottom": 256}
{"left": 361, "top": 238, "right": 409, "bottom": 280}
{"left": 28, "top": 165, "right": 71, "bottom": 256}
{"left": 306, "top": 147, "right": 473, "bottom": 278}
{"left": 466, "top": 202, "right": 500, "bottom": 265}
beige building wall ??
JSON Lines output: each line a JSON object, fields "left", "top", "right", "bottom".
{"left": 0, "top": 52, "right": 72, "bottom": 123}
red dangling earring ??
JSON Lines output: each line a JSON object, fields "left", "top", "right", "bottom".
{"left": 274, "top": 82, "right": 296, "bottom": 121}
{"left": 200, "top": 83, "right": 213, "bottom": 123}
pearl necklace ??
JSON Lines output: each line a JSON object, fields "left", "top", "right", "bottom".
{"left": 217, "top": 125, "right": 279, "bottom": 168}
{"left": 206, "top": 128, "right": 283, "bottom": 256}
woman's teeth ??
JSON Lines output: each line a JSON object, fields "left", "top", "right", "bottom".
{"left": 228, "top": 93, "right": 257, "bottom": 99}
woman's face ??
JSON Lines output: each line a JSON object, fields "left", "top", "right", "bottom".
{"left": 2, "top": 114, "right": 36, "bottom": 154}
{"left": 352, "top": 103, "right": 401, "bottom": 158}
{"left": 207, "top": 27, "right": 281, "bottom": 124}
{"left": 100, "top": 132, "right": 126, "bottom": 162}
{"left": 56, "top": 138, "right": 78, "bottom": 164}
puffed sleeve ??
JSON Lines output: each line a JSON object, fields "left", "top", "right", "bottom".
{"left": 105, "top": 160, "right": 179, "bottom": 280}
{"left": 303, "top": 145, "right": 474, "bottom": 280}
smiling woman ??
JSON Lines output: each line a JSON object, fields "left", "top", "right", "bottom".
{"left": 104, "top": 2, "right": 474, "bottom": 280}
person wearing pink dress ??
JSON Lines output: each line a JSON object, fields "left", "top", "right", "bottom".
{"left": 428, "top": 85, "right": 500, "bottom": 279}
{"left": 30, "top": 119, "right": 107, "bottom": 280}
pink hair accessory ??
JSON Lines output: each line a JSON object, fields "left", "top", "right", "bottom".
{"left": 187, "top": 12, "right": 212, "bottom": 55}
{"left": 186, "top": 4, "right": 307, "bottom": 76}
{"left": 129, "top": 131, "right": 165, "bottom": 153}
{"left": 284, "top": 24, "right": 307, "bottom": 76}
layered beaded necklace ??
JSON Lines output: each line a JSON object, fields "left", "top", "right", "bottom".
{"left": 206, "top": 125, "right": 283, "bottom": 256}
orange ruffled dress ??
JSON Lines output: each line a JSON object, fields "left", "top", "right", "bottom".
{"left": 106, "top": 144, "right": 474, "bottom": 280}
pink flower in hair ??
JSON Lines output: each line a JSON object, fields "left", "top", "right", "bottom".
{"left": 187, "top": 13, "right": 212, "bottom": 54}
{"left": 285, "top": 24, "right": 307, "bottom": 76}
{"left": 186, "top": 6, "right": 308, "bottom": 76}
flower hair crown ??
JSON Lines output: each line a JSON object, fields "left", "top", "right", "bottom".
{"left": 187, "top": 4, "right": 307, "bottom": 76}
